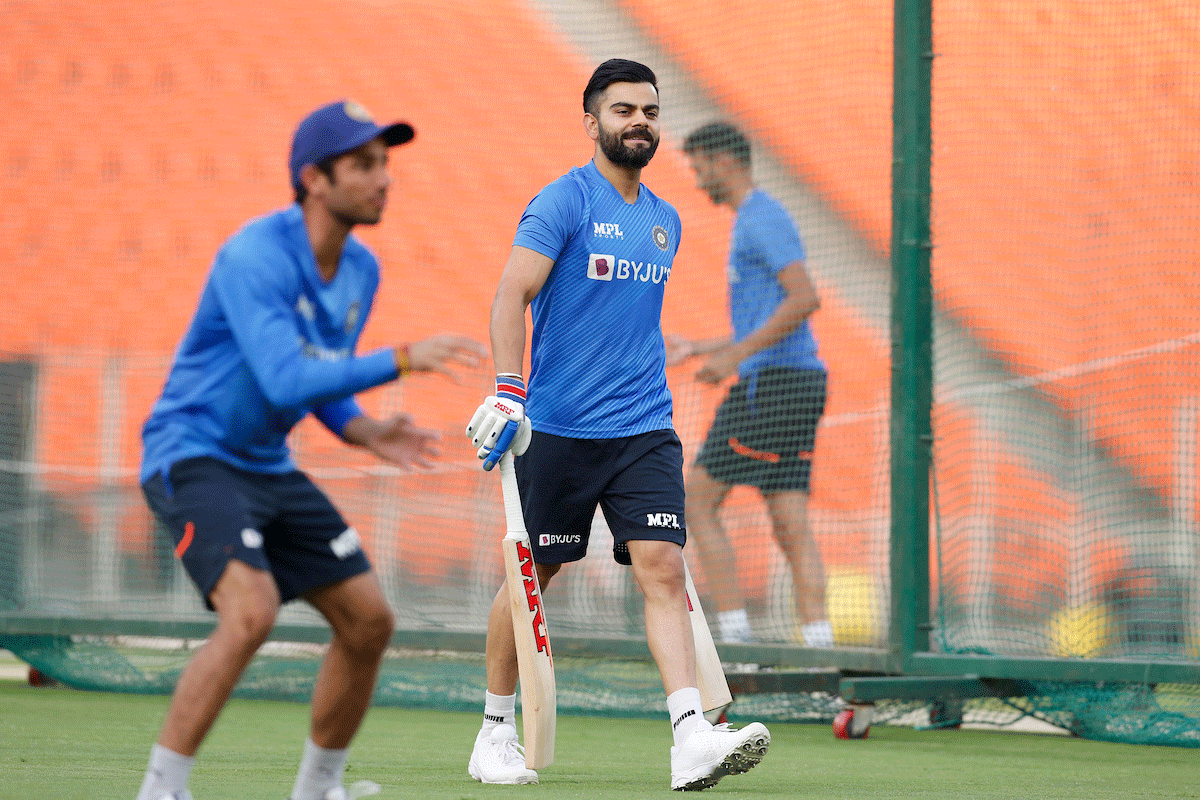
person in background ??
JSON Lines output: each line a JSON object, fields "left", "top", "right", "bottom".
{"left": 668, "top": 121, "right": 831, "bottom": 648}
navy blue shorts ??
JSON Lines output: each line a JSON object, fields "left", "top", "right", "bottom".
{"left": 697, "top": 367, "right": 827, "bottom": 493}
{"left": 141, "top": 456, "right": 372, "bottom": 610}
{"left": 515, "top": 429, "right": 687, "bottom": 566}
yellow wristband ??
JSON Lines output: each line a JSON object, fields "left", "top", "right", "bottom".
{"left": 397, "top": 344, "right": 411, "bottom": 376}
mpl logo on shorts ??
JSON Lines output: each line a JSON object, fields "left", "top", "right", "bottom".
{"left": 646, "top": 512, "right": 681, "bottom": 529}
{"left": 330, "top": 527, "right": 362, "bottom": 559}
{"left": 539, "top": 534, "right": 582, "bottom": 546}
{"left": 588, "top": 253, "right": 616, "bottom": 281}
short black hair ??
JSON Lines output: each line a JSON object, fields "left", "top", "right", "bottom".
{"left": 683, "top": 122, "right": 752, "bottom": 167}
{"left": 583, "top": 59, "right": 658, "bottom": 116}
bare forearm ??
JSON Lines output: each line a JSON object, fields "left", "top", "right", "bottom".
{"left": 340, "top": 414, "right": 380, "bottom": 448}
{"left": 490, "top": 286, "right": 528, "bottom": 377}
{"left": 730, "top": 294, "right": 818, "bottom": 361}
{"left": 690, "top": 336, "right": 731, "bottom": 356}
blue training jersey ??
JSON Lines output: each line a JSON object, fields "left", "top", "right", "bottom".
{"left": 513, "top": 160, "right": 680, "bottom": 438}
{"left": 140, "top": 205, "right": 398, "bottom": 482}
{"left": 729, "top": 189, "right": 825, "bottom": 376}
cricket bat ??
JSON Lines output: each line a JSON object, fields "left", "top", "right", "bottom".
{"left": 683, "top": 557, "right": 734, "bottom": 712}
{"left": 498, "top": 452, "right": 556, "bottom": 769}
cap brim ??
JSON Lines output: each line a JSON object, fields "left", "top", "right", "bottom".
{"left": 381, "top": 122, "right": 415, "bottom": 147}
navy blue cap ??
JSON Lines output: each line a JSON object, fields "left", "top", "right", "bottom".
{"left": 289, "top": 99, "right": 415, "bottom": 190}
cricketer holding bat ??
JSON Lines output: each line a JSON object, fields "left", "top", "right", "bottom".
{"left": 465, "top": 59, "right": 771, "bottom": 791}
{"left": 134, "top": 100, "right": 484, "bottom": 800}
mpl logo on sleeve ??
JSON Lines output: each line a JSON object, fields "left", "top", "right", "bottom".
{"left": 588, "top": 253, "right": 616, "bottom": 281}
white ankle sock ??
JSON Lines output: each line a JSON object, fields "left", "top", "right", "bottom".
{"left": 667, "top": 687, "right": 710, "bottom": 747}
{"left": 290, "top": 737, "right": 348, "bottom": 800}
{"left": 717, "top": 609, "right": 752, "bottom": 643}
{"left": 136, "top": 744, "right": 195, "bottom": 800}
{"left": 482, "top": 691, "right": 517, "bottom": 736}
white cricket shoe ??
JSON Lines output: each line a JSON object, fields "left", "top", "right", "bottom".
{"left": 153, "top": 793, "right": 193, "bottom": 800}
{"left": 468, "top": 724, "right": 539, "bottom": 785}
{"left": 670, "top": 722, "right": 770, "bottom": 791}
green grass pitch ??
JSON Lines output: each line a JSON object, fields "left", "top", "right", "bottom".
{"left": 0, "top": 679, "right": 1196, "bottom": 800}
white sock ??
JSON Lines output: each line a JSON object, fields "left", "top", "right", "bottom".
{"left": 667, "top": 687, "right": 710, "bottom": 747}
{"left": 136, "top": 744, "right": 195, "bottom": 800}
{"left": 482, "top": 691, "right": 517, "bottom": 736}
{"left": 290, "top": 738, "right": 348, "bottom": 800}
{"left": 717, "top": 609, "right": 752, "bottom": 643}
{"left": 801, "top": 619, "right": 835, "bottom": 647}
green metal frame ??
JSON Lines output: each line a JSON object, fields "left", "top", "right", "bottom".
{"left": 871, "top": 0, "right": 1200, "bottom": 700}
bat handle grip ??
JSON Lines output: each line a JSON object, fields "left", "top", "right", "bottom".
{"left": 498, "top": 452, "right": 526, "bottom": 538}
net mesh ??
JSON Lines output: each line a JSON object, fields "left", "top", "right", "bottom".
{"left": 2, "top": 0, "right": 1198, "bottom": 745}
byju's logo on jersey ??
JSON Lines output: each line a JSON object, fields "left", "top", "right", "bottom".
{"left": 587, "top": 253, "right": 673, "bottom": 284}
{"left": 593, "top": 222, "right": 624, "bottom": 239}
{"left": 588, "top": 253, "right": 616, "bottom": 281}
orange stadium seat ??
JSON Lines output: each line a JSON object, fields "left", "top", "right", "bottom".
{"left": 5, "top": 0, "right": 903, "bottom": 585}
{"left": 13, "top": 0, "right": 1190, "bottom": 598}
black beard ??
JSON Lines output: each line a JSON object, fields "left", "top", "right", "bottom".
{"left": 599, "top": 126, "right": 659, "bottom": 169}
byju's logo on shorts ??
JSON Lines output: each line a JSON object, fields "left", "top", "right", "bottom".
{"left": 539, "top": 534, "right": 582, "bottom": 546}
{"left": 330, "top": 527, "right": 362, "bottom": 559}
{"left": 241, "top": 528, "right": 263, "bottom": 549}
{"left": 588, "top": 253, "right": 616, "bottom": 281}
{"left": 646, "top": 513, "right": 681, "bottom": 529}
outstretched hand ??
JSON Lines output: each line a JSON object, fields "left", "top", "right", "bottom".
{"left": 695, "top": 348, "right": 741, "bottom": 384}
{"left": 356, "top": 413, "right": 442, "bottom": 470}
{"left": 407, "top": 334, "right": 487, "bottom": 382}
{"left": 664, "top": 333, "right": 694, "bottom": 367}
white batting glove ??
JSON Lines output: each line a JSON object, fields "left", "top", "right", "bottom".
{"left": 466, "top": 374, "right": 532, "bottom": 470}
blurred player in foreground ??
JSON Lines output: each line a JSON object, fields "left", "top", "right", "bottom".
{"left": 465, "top": 60, "right": 770, "bottom": 791}
{"left": 135, "top": 100, "right": 484, "bottom": 800}
{"left": 667, "top": 122, "right": 831, "bottom": 647}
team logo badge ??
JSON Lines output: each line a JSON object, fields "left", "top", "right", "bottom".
{"left": 652, "top": 225, "right": 670, "bottom": 251}
{"left": 344, "top": 301, "right": 360, "bottom": 333}
{"left": 343, "top": 100, "right": 373, "bottom": 122}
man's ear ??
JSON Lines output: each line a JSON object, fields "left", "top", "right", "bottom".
{"left": 299, "top": 162, "right": 329, "bottom": 197}
{"left": 582, "top": 112, "right": 600, "bottom": 142}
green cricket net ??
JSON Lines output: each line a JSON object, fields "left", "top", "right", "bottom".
{"left": 2, "top": 0, "right": 1197, "bottom": 745}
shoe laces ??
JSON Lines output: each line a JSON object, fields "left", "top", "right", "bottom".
{"left": 493, "top": 735, "right": 527, "bottom": 765}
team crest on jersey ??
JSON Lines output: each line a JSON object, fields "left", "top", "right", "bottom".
{"left": 652, "top": 225, "right": 670, "bottom": 251}
{"left": 344, "top": 301, "right": 360, "bottom": 333}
